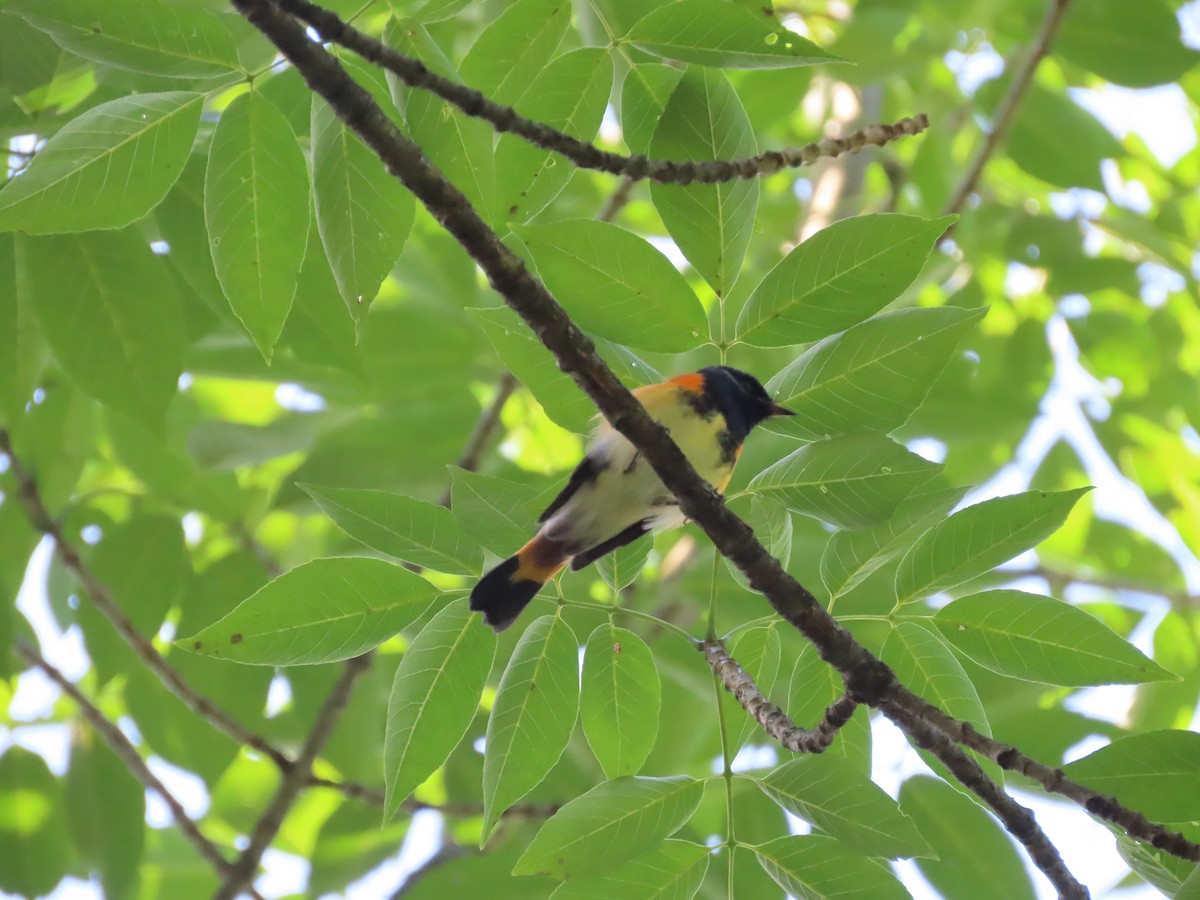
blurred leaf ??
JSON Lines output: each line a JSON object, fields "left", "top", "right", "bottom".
{"left": 0, "top": 92, "right": 201, "bottom": 234}
{"left": 513, "top": 776, "right": 704, "bottom": 878}
{"left": 755, "top": 834, "right": 909, "bottom": 899}
{"left": 757, "top": 755, "right": 932, "bottom": 859}
{"left": 19, "top": 230, "right": 183, "bottom": 427}
{"left": 1058, "top": 0, "right": 1200, "bottom": 87}
{"left": 309, "top": 799, "right": 410, "bottom": 897}
{"left": 1004, "top": 84, "right": 1124, "bottom": 191}
{"left": 934, "top": 590, "right": 1175, "bottom": 685}
{"left": 65, "top": 725, "right": 145, "bottom": 900}
{"left": 900, "top": 775, "right": 1037, "bottom": 900}
{"left": 894, "top": 488, "right": 1092, "bottom": 603}
{"left": 737, "top": 215, "right": 953, "bottom": 347}
{"left": 302, "top": 483, "right": 482, "bottom": 575}
{"left": 178, "top": 557, "right": 436, "bottom": 665}
{"left": 205, "top": 90, "right": 309, "bottom": 360}
{"left": 517, "top": 220, "right": 707, "bottom": 352}
{"left": 581, "top": 624, "right": 660, "bottom": 779}
{"left": 650, "top": 66, "right": 757, "bottom": 298}
{"left": 385, "top": 602, "right": 496, "bottom": 817}
{"left": 627, "top": 0, "right": 840, "bottom": 69}
{"left": 748, "top": 432, "right": 943, "bottom": 529}
{"left": 483, "top": 614, "right": 579, "bottom": 839}
{"left": 0, "top": 746, "right": 74, "bottom": 898}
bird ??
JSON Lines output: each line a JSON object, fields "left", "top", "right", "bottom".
{"left": 469, "top": 366, "right": 794, "bottom": 631}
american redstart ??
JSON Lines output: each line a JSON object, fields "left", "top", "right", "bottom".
{"left": 470, "top": 366, "right": 794, "bottom": 631}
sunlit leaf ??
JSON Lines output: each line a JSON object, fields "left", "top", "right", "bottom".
{"left": 756, "top": 835, "right": 910, "bottom": 899}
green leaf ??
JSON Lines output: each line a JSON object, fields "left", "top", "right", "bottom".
{"left": 650, "top": 67, "right": 757, "bottom": 298}
{"left": 178, "top": 557, "right": 436, "bottom": 666}
{"left": 787, "top": 642, "right": 872, "bottom": 773}
{"left": 934, "top": 590, "right": 1175, "bottom": 686}
{"left": 19, "top": 230, "right": 183, "bottom": 427}
{"left": 384, "top": 601, "right": 496, "bottom": 817}
{"left": 0, "top": 92, "right": 201, "bottom": 234}
{"left": 0, "top": 747, "right": 73, "bottom": 898}
{"left": 483, "top": 614, "right": 579, "bottom": 839}
{"left": 755, "top": 835, "right": 910, "bottom": 899}
{"left": 736, "top": 214, "right": 953, "bottom": 347}
{"left": 595, "top": 539, "right": 650, "bottom": 592}
{"left": 513, "top": 776, "right": 704, "bottom": 878}
{"left": 550, "top": 840, "right": 709, "bottom": 900}
{"left": 627, "top": 0, "right": 841, "bottom": 69}
{"left": 900, "top": 776, "right": 1037, "bottom": 900}
{"left": 724, "top": 624, "right": 784, "bottom": 753}
{"left": 311, "top": 88, "right": 414, "bottom": 328}
{"left": 1058, "top": 0, "right": 1200, "bottom": 88}
{"left": 820, "top": 485, "right": 968, "bottom": 599}
{"left": 387, "top": 20, "right": 495, "bottom": 216}
{"left": 205, "top": 90, "right": 309, "bottom": 360}
{"left": 765, "top": 307, "right": 985, "bottom": 440}
{"left": 0, "top": 233, "right": 45, "bottom": 426}
{"left": 757, "top": 756, "right": 932, "bottom": 859}
{"left": 881, "top": 622, "right": 994, "bottom": 761}
{"left": 8, "top": 0, "right": 247, "bottom": 79}
{"left": 301, "top": 484, "right": 481, "bottom": 576}
{"left": 724, "top": 495, "right": 793, "bottom": 590}
{"left": 894, "top": 488, "right": 1092, "bottom": 603}
{"left": 748, "top": 432, "right": 943, "bottom": 529}
{"left": 581, "top": 625, "right": 661, "bottom": 779}
{"left": 450, "top": 469, "right": 541, "bottom": 555}
{"left": 495, "top": 48, "right": 612, "bottom": 224}
{"left": 1064, "top": 730, "right": 1200, "bottom": 823}
{"left": 1005, "top": 84, "right": 1124, "bottom": 191}
{"left": 517, "top": 220, "right": 707, "bottom": 352}
{"left": 460, "top": 0, "right": 571, "bottom": 105}
{"left": 620, "top": 63, "right": 683, "bottom": 155}
{"left": 65, "top": 725, "right": 145, "bottom": 900}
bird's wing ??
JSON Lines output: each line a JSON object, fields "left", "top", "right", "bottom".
{"left": 537, "top": 454, "right": 606, "bottom": 523}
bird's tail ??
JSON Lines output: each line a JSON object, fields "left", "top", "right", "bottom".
{"left": 470, "top": 534, "right": 567, "bottom": 632}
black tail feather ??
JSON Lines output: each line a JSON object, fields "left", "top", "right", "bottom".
{"left": 469, "top": 556, "right": 544, "bottom": 632}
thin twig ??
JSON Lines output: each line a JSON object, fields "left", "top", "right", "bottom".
{"left": 884, "top": 701, "right": 1089, "bottom": 899}
{"left": 14, "top": 641, "right": 266, "bottom": 900}
{"left": 704, "top": 639, "right": 856, "bottom": 754}
{"left": 231, "top": 0, "right": 1200, "bottom": 869}
{"left": 0, "top": 429, "right": 291, "bottom": 770}
{"left": 437, "top": 371, "right": 519, "bottom": 508}
{"left": 271, "top": 0, "right": 927, "bottom": 184}
{"left": 941, "top": 0, "right": 1074, "bottom": 218}
{"left": 214, "top": 653, "right": 373, "bottom": 900}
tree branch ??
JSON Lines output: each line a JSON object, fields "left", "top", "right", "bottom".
{"left": 230, "top": 0, "right": 1200, "bottom": 871}
{"left": 271, "top": 0, "right": 927, "bottom": 184}
{"left": 214, "top": 652, "right": 372, "bottom": 900}
{"left": 14, "top": 641, "right": 265, "bottom": 900}
{"left": 704, "top": 638, "right": 857, "bottom": 754}
{"left": 941, "top": 0, "right": 1074, "bottom": 217}
{"left": 0, "top": 428, "right": 290, "bottom": 770}
{"left": 884, "top": 700, "right": 1089, "bottom": 899}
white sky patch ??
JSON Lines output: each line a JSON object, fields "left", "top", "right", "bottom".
{"left": 144, "top": 756, "right": 210, "bottom": 824}
{"left": 645, "top": 234, "right": 689, "bottom": 272}
{"left": 599, "top": 103, "right": 621, "bottom": 146}
{"left": 276, "top": 382, "right": 327, "bottom": 412}
{"left": 1071, "top": 84, "right": 1197, "bottom": 168}
{"left": 943, "top": 42, "right": 1005, "bottom": 95}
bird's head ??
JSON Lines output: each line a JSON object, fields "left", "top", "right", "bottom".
{"left": 699, "top": 366, "right": 794, "bottom": 443}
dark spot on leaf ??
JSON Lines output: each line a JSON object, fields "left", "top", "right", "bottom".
{"left": 193, "top": 641, "right": 202, "bottom": 650}
{"left": 508, "top": 204, "right": 518, "bottom": 214}
{"left": 231, "top": 633, "right": 243, "bottom": 644}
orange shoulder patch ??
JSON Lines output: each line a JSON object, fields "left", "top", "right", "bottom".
{"left": 667, "top": 372, "right": 705, "bottom": 394}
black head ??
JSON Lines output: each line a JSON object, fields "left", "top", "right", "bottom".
{"left": 699, "top": 366, "right": 794, "bottom": 444}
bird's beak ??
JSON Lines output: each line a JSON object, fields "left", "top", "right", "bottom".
{"left": 769, "top": 403, "right": 796, "bottom": 417}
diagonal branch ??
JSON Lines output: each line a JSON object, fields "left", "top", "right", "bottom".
{"left": 14, "top": 641, "right": 265, "bottom": 900}
{"left": 704, "top": 638, "right": 857, "bottom": 754}
{"left": 941, "top": 0, "right": 1074, "bottom": 217}
{"left": 230, "top": 0, "right": 1200, "bottom": 872}
{"left": 272, "top": 0, "right": 927, "bottom": 184}
{"left": 213, "top": 652, "right": 373, "bottom": 900}
{"left": 0, "top": 428, "right": 290, "bottom": 770}
{"left": 884, "top": 699, "right": 1089, "bottom": 898}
